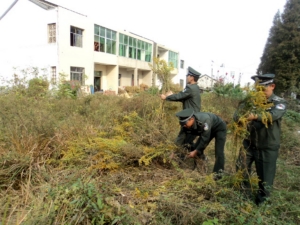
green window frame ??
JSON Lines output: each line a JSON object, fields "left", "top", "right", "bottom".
{"left": 94, "top": 24, "right": 116, "bottom": 54}
{"left": 169, "top": 51, "right": 178, "bottom": 68}
{"left": 118, "top": 33, "right": 152, "bottom": 62}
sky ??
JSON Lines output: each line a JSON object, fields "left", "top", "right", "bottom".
{"left": 0, "top": 0, "right": 287, "bottom": 86}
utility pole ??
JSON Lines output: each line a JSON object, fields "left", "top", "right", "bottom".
{"left": 238, "top": 72, "right": 242, "bottom": 85}
{"left": 211, "top": 60, "right": 214, "bottom": 77}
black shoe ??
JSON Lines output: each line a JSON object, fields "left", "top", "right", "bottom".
{"left": 255, "top": 195, "right": 267, "bottom": 206}
{"left": 213, "top": 174, "right": 222, "bottom": 181}
{"left": 213, "top": 169, "right": 224, "bottom": 181}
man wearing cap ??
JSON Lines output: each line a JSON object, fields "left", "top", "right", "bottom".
{"left": 176, "top": 108, "right": 227, "bottom": 176}
{"left": 161, "top": 66, "right": 201, "bottom": 147}
{"left": 235, "top": 73, "right": 287, "bottom": 205}
{"left": 161, "top": 66, "right": 201, "bottom": 112}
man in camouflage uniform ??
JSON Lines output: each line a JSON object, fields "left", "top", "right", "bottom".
{"left": 176, "top": 108, "right": 227, "bottom": 175}
{"left": 235, "top": 74, "right": 287, "bottom": 205}
{"left": 161, "top": 66, "right": 201, "bottom": 148}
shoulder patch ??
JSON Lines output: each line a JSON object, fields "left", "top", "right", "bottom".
{"left": 275, "top": 103, "right": 286, "bottom": 110}
{"left": 183, "top": 88, "right": 187, "bottom": 92}
{"left": 204, "top": 123, "right": 209, "bottom": 131}
{"left": 272, "top": 96, "right": 284, "bottom": 101}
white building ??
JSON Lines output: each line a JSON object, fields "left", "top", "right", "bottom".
{"left": 198, "top": 74, "right": 217, "bottom": 90}
{"left": 0, "top": 0, "right": 183, "bottom": 94}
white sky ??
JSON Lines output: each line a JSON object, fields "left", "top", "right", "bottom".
{"left": 0, "top": 0, "right": 287, "bottom": 86}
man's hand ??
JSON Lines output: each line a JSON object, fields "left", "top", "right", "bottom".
{"left": 166, "top": 91, "right": 173, "bottom": 96}
{"left": 160, "top": 94, "right": 166, "bottom": 100}
{"left": 161, "top": 91, "right": 173, "bottom": 100}
{"left": 187, "top": 150, "right": 198, "bottom": 158}
{"left": 247, "top": 113, "right": 258, "bottom": 121}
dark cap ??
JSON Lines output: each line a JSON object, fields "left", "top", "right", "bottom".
{"left": 176, "top": 108, "right": 194, "bottom": 126}
{"left": 251, "top": 73, "right": 275, "bottom": 85}
{"left": 187, "top": 66, "right": 201, "bottom": 77}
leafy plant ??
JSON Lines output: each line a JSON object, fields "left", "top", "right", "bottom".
{"left": 213, "top": 83, "right": 244, "bottom": 99}
{"left": 48, "top": 178, "right": 107, "bottom": 224}
{"left": 27, "top": 77, "right": 49, "bottom": 97}
{"left": 148, "top": 57, "right": 174, "bottom": 94}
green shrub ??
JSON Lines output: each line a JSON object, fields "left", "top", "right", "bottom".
{"left": 27, "top": 77, "right": 49, "bottom": 97}
{"left": 213, "top": 83, "right": 244, "bottom": 99}
{"left": 55, "top": 81, "right": 78, "bottom": 99}
{"left": 284, "top": 109, "right": 300, "bottom": 123}
{"left": 146, "top": 86, "right": 160, "bottom": 95}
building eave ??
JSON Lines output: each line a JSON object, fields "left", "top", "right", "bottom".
{"left": 29, "top": 0, "right": 57, "bottom": 10}
{"left": 0, "top": 0, "right": 19, "bottom": 21}
{"left": 200, "top": 74, "right": 217, "bottom": 81}
{"left": 30, "top": 0, "right": 87, "bottom": 16}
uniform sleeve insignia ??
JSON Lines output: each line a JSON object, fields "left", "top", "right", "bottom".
{"left": 273, "top": 96, "right": 284, "bottom": 101}
{"left": 183, "top": 88, "right": 186, "bottom": 92}
{"left": 204, "top": 123, "right": 209, "bottom": 131}
{"left": 275, "top": 104, "right": 286, "bottom": 110}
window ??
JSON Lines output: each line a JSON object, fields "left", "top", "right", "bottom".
{"left": 119, "top": 33, "right": 127, "bottom": 57}
{"left": 169, "top": 51, "right": 178, "bottom": 68}
{"left": 51, "top": 66, "right": 56, "bottom": 84}
{"left": 70, "top": 26, "right": 83, "bottom": 47}
{"left": 70, "top": 67, "right": 85, "bottom": 85}
{"left": 48, "top": 23, "right": 56, "bottom": 43}
{"left": 180, "top": 60, "right": 184, "bottom": 69}
{"left": 145, "top": 42, "right": 152, "bottom": 62}
{"left": 118, "top": 74, "right": 121, "bottom": 86}
{"left": 118, "top": 33, "right": 151, "bottom": 62}
{"left": 128, "top": 37, "right": 136, "bottom": 59}
{"left": 180, "top": 79, "right": 184, "bottom": 88}
{"left": 94, "top": 24, "right": 116, "bottom": 54}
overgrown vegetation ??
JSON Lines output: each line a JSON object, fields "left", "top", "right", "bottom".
{"left": 149, "top": 57, "right": 174, "bottom": 94}
{"left": 0, "top": 78, "right": 300, "bottom": 224}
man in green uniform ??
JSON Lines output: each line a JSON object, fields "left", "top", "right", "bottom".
{"left": 161, "top": 66, "right": 201, "bottom": 112}
{"left": 235, "top": 73, "right": 287, "bottom": 205}
{"left": 175, "top": 108, "right": 227, "bottom": 176}
{"left": 161, "top": 66, "right": 201, "bottom": 147}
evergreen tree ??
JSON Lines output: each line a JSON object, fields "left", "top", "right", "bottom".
{"left": 257, "top": 11, "right": 282, "bottom": 76}
{"left": 257, "top": 0, "right": 300, "bottom": 95}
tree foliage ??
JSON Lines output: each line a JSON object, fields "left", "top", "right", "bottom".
{"left": 149, "top": 57, "right": 174, "bottom": 94}
{"left": 257, "top": 0, "right": 300, "bottom": 95}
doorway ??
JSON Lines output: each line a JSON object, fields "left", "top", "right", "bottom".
{"left": 94, "top": 71, "right": 102, "bottom": 92}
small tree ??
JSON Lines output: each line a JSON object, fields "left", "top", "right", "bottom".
{"left": 149, "top": 57, "right": 175, "bottom": 119}
{"left": 27, "top": 77, "right": 49, "bottom": 97}
{"left": 148, "top": 57, "right": 174, "bottom": 94}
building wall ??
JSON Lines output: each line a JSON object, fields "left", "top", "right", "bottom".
{"left": 0, "top": 0, "right": 182, "bottom": 94}
{"left": 0, "top": 0, "right": 57, "bottom": 83}
{"left": 119, "top": 68, "right": 133, "bottom": 87}
{"left": 57, "top": 7, "right": 95, "bottom": 86}
{"left": 198, "top": 75, "right": 216, "bottom": 89}
{"left": 57, "top": 9, "right": 155, "bottom": 93}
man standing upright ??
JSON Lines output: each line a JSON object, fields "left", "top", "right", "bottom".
{"left": 161, "top": 66, "right": 201, "bottom": 112}
{"left": 235, "top": 73, "right": 287, "bottom": 205}
{"left": 161, "top": 66, "right": 201, "bottom": 147}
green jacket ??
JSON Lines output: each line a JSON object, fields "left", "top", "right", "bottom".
{"left": 183, "top": 112, "right": 226, "bottom": 152}
{"left": 166, "top": 83, "right": 201, "bottom": 112}
{"left": 235, "top": 93, "right": 287, "bottom": 148}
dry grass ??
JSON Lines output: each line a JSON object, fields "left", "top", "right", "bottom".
{"left": 0, "top": 91, "right": 299, "bottom": 224}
